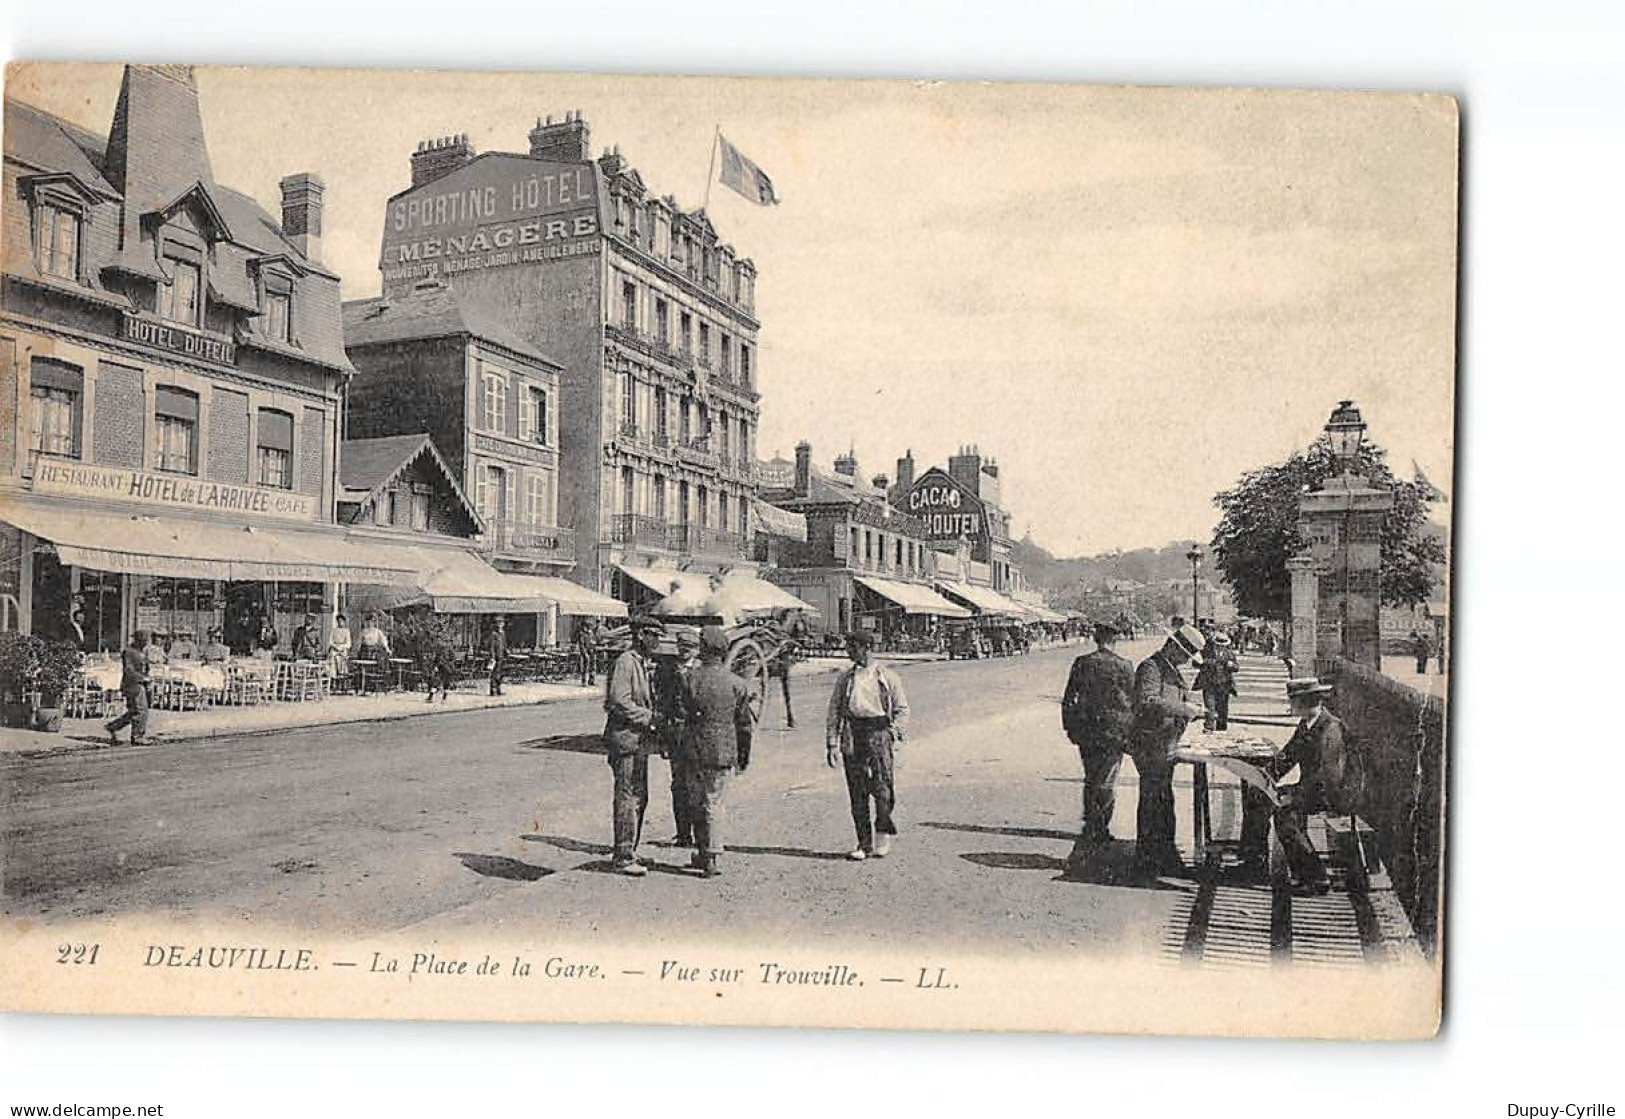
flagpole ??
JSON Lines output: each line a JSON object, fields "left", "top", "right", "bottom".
{"left": 703, "top": 124, "right": 720, "bottom": 210}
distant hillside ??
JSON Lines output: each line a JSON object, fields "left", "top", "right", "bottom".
{"left": 1013, "top": 535, "right": 1206, "bottom": 594}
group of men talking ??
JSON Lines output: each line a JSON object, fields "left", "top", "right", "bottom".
{"left": 601, "top": 619, "right": 909, "bottom": 879}
{"left": 1062, "top": 620, "right": 1351, "bottom": 894}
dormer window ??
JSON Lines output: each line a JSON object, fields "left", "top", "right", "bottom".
{"left": 34, "top": 199, "right": 81, "bottom": 281}
{"left": 265, "top": 290, "right": 292, "bottom": 342}
{"left": 158, "top": 256, "right": 202, "bottom": 326}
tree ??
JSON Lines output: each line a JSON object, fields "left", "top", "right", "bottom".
{"left": 1211, "top": 436, "right": 1446, "bottom": 620}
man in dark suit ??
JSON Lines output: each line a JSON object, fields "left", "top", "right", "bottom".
{"left": 104, "top": 630, "right": 153, "bottom": 746}
{"left": 676, "top": 625, "right": 757, "bottom": 878}
{"left": 1131, "top": 624, "right": 1207, "bottom": 877}
{"left": 1239, "top": 677, "right": 1352, "bottom": 894}
{"left": 487, "top": 616, "right": 508, "bottom": 696}
{"left": 1194, "top": 632, "right": 1239, "bottom": 731}
{"left": 1061, "top": 622, "right": 1136, "bottom": 865}
{"left": 603, "top": 617, "right": 665, "bottom": 876}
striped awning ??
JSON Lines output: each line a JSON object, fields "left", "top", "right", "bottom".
{"left": 751, "top": 499, "right": 808, "bottom": 542}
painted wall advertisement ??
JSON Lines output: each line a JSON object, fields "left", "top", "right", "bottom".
{"left": 904, "top": 480, "right": 985, "bottom": 540}
{"left": 379, "top": 156, "right": 606, "bottom": 285}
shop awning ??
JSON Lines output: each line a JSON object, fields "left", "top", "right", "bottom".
{"left": 501, "top": 574, "right": 627, "bottom": 618}
{"left": 616, "top": 564, "right": 693, "bottom": 598}
{"left": 4, "top": 501, "right": 419, "bottom": 584}
{"left": 751, "top": 499, "right": 807, "bottom": 542}
{"left": 717, "top": 573, "right": 816, "bottom": 614}
{"left": 855, "top": 575, "right": 972, "bottom": 618}
{"left": 934, "top": 580, "right": 1027, "bottom": 618}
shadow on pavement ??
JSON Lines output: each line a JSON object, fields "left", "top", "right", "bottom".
{"left": 961, "top": 851, "right": 1068, "bottom": 872}
{"left": 516, "top": 733, "right": 605, "bottom": 755}
{"left": 725, "top": 843, "right": 849, "bottom": 862}
{"left": 920, "top": 820, "right": 1076, "bottom": 843}
{"left": 521, "top": 833, "right": 612, "bottom": 857}
{"left": 455, "top": 852, "right": 552, "bottom": 881}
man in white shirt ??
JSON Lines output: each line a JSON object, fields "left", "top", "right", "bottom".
{"left": 826, "top": 630, "right": 911, "bottom": 860}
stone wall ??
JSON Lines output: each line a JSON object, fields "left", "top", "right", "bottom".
{"left": 1327, "top": 657, "right": 1446, "bottom": 954}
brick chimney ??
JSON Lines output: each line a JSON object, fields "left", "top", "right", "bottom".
{"left": 598, "top": 145, "right": 627, "bottom": 179}
{"left": 895, "top": 449, "right": 916, "bottom": 494}
{"left": 834, "top": 446, "right": 858, "bottom": 479}
{"left": 949, "top": 444, "right": 983, "bottom": 497}
{"left": 529, "top": 110, "right": 591, "bottom": 162}
{"left": 871, "top": 474, "right": 890, "bottom": 492}
{"left": 794, "top": 441, "right": 812, "bottom": 497}
{"left": 411, "top": 134, "right": 474, "bottom": 188}
{"left": 279, "top": 173, "right": 324, "bottom": 263}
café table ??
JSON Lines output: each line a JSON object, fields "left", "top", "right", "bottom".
{"left": 1170, "top": 724, "right": 1286, "bottom": 866}
{"left": 351, "top": 658, "right": 380, "bottom": 694}
{"left": 388, "top": 657, "right": 414, "bottom": 692}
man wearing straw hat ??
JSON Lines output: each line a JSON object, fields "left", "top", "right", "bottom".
{"left": 1131, "top": 624, "right": 1208, "bottom": 877}
{"left": 1238, "top": 677, "right": 1351, "bottom": 895}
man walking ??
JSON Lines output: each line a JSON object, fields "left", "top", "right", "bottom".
{"left": 1060, "top": 622, "right": 1136, "bottom": 865}
{"left": 104, "top": 630, "right": 153, "bottom": 746}
{"left": 826, "top": 630, "right": 910, "bottom": 860}
{"left": 769, "top": 610, "right": 806, "bottom": 730}
{"left": 1412, "top": 628, "right": 1434, "bottom": 675}
{"left": 487, "top": 616, "right": 508, "bottom": 697}
{"left": 1131, "top": 624, "right": 1207, "bottom": 877}
{"left": 677, "top": 626, "right": 757, "bottom": 878}
{"left": 1193, "top": 632, "right": 1239, "bottom": 731}
{"left": 604, "top": 618, "right": 665, "bottom": 876}
{"left": 577, "top": 618, "right": 599, "bottom": 687}
{"left": 1238, "top": 678, "right": 1352, "bottom": 894}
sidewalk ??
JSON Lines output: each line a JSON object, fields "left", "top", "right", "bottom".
{"left": 0, "top": 658, "right": 851, "bottom": 755}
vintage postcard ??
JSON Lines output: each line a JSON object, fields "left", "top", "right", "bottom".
{"left": 0, "top": 62, "right": 1455, "bottom": 1038}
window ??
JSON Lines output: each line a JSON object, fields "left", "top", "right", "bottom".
{"left": 410, "top": 488, "right": 431, "bottom": 532}
{"left": 621, "top": 467, "right": 635, "bottom": 515}
{"left": 697, "top": 404, "right": 709, "bottom": 445}
{"left": 256, "top": 409, "right": 294, "bottom": 489}
{"left": 698, "top": 323, "right": 710, "bottom": 364}
{"left": 481, "top": 369, "right": 508, "bottom": 433}
{"left": 718, "top": 492, "right": 729, "bottom": 532}
{"left": 620, "top": 371, "right": 637, "bottom": 433}
{"left": 34, "top": 200, "right": 80, "bottom": 281}
{"left": 521, "top": 386, "right": 548, "bottom": 444}
{"left": 654, "top": 387, "right": 668, "bottom": 442}
{"left": 653, "top": 298, "right": 668, "bottom": 344}
{"left": 678, "top": 398, "right": 691, "bottom": 445}
{"left": 525, "top": 474, "right": 549, "bottom": 526}
{"left": 28, "top": 359, "right": 82, "bottom": 459}
{"left": 850, "top": 526, "right": 859, "bottom": 559}
{"left": 372, "top": 489, "right": 396, "bottom": 527}
{"left": 895, "top": 538, "right": 904, "bottom": 567}
{"left": 264, "top": 290, "right": 292, "bottom": 343}
{"left": 476, "top": 464, "right": 511, "bottom": 522}
{"left": 697, "top": 485, "right": 709, "bottom": 528}
{"left": 153, "top": 386, "right": 199, "bottom": 474}
{"left": 652, "top": 475, "right": 666, "bottom": 521}
{"left": 679, "top": 480, "right": 690, "bottom": 526}
{"left": 720, "top": 335, "right": 731, "bottom": 377}
{"left": 158, "top": 258, "right": 202, "bottom": 326}
{"left": 679, "top": 311, "right": 692, "bottom": 353}
{"left": 621, "top": 280, "right": 637, "bottom": 330}
{"left": 739, "top": 495, "right": 749, "bottom": 536}
{"left": 740, "top": 344, "right": 751, "bottom": 388}
{"left": 719, "top": 414, "right": 731, "bottom": 459}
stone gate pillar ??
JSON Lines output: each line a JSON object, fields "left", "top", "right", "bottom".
{"left": 1299, "top": 474, "right": 1394, "bottom": 675}
{"left": 1285, "top": 553, "right": 1319, "bottom": 675}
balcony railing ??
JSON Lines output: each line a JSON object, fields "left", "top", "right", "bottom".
{"left": 479, "top": 518, "right": 576, "bottom": 558}
{"left": 665, "top": 524, "right": 748, "bottom": 558}
{"left": 611, "top": 513, "right": 670, "bottom": 549}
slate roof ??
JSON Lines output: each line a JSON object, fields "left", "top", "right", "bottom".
{"left": 343, "top": 283, "right": 561, "bottom": 369}
{"left": 340, "top": 434, "right": 483, "bottom": 533}
{"left": 2, "top": 99, "right": 118, "bottom": 197}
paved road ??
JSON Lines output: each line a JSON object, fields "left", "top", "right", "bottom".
{"left": 3, "top": 639, "right": 1224, "bottom": 956}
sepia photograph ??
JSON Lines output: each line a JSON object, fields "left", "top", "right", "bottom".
{"left": 0, "top": 59, "right": 1461, "bottom": 1042}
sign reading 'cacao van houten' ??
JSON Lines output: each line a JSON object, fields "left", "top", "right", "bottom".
{"left": 120, "top": 313, "right": 236, "bottom": 365}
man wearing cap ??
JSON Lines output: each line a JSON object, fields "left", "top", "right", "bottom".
{"left": 826, "top": 630, "right": 911, "bottom": 860}
{"left": 657, "top": 628, "right": 703, "bottom": 848}
{"left": 1238, "top": 678, "right": 1351, "bottom": 894}
{"left": 677, "top": 626, "right": 757, "bottom": 878}
{"left": 487, "top": 616, "right": 508, "bottom": 697}
{"left": 104, "top": 630, "right": 153, "bottom": 746}
{"left": 1061, "top": 622, "right": 1137, "bottom": 864}
{"left": 603, "top": 618, "right": 666, "bottom": 876}
{"left": 1131, "top": 624, "right": 1208, "bottom": 876}
{"left": 1193, "top": 632, "right": 1239, "bottom": 732}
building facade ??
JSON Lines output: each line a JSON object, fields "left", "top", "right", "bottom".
{"left": 343, "top": 280, "right": 570, "bottom": 578}
{"left": 890, "top": 445, "right": 1020, "bottom": 593}
{"left": 758, "top": 443, "right": 967, "bottom": 637}
{"left": 365, "top": 115, "right": 763, "bottom": 603}
{"left": 0, "top": 66, "right": 401, "bottom": 654}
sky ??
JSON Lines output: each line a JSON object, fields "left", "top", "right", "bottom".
{"left": 8, "top": 64, "right": 1458, "bottom": 556}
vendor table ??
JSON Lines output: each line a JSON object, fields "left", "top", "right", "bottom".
{"left": 1170, "top": 725, "right": 1286, "bottom": 865}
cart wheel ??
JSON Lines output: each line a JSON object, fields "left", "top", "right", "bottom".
{"left": 726, "top": 637, "right": 769, "bottom": 722}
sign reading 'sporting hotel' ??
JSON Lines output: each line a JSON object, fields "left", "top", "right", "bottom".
{"left": 906, "top": 480, "right": 985, "bottom": 538}
{"left": 120, "top": 313, "right": 236, "bottom": 365}
{"left": 379, "top": 157, "right": 604, "bottom": 284}
{"left": 32, "top": 461, "right": 316, "bottom": 522}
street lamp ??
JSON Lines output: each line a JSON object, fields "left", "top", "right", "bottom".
{"left": 1185, "top": 544, "right": 1202, "bottom": 624}
{"left": 1325, "top": 399, "right": 1368, "bottom": 468}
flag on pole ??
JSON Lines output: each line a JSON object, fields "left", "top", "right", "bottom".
{"left": 717, "top": 133, "right": 780, "bottom": 206}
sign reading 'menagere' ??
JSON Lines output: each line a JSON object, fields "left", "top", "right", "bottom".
{"left": 120, "top": 313, "right": 236, "bottom": 365}
{"left": 32, "top": 461, "right": 316, "bottom": 522}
